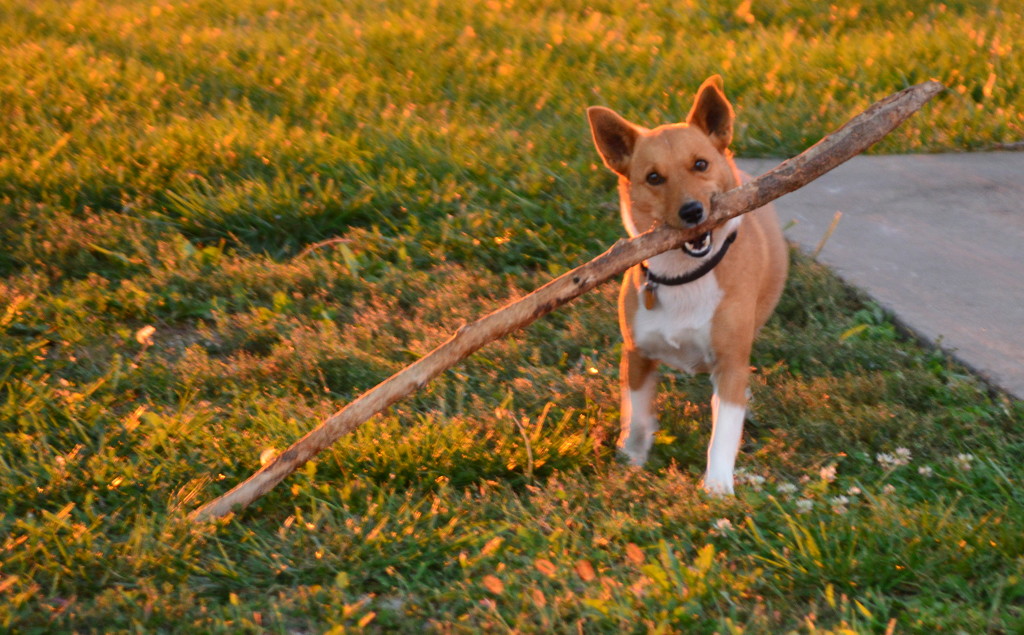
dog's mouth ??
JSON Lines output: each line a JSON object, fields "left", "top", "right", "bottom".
{"left": 682, "top": 231, "right": 713, "bottom": 258}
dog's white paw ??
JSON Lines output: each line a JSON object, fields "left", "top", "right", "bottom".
{"left": 618, "top": 433, "right": 655, "bottom": 466}
{"left": 618, "top": 417, "right": 656, "bottom": 466}
{"left": 701, "top": 473, "right": 735, "bottom": 496}
{"left": 618, "top": 438, "right": 652, "bottom": 466}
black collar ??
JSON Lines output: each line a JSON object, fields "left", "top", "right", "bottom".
{"left": 640, "top": 231, "right": 738, "bottom": 287}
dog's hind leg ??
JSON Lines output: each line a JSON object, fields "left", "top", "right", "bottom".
{"left": 619, "top": 348, "right": 659, "bottom": 466}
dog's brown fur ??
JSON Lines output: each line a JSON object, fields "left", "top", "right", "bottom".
{"left": 588, "top": 76, "right": 788, "bottom": 493}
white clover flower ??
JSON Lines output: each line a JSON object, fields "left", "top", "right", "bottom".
{"left": 135, "top": 325, "right": 156, "bottom": 347}
{"left": 829, "top": 495, "right": 850, "bottom": 514}
{"left": 846, "top": 486, "right": 861, "bottom": 496}
{"left": 882, "top": 484, "right": 896, "bottom": 495}
{"left": 777, "top": 482, "right": 798, "bottom": 495}
{"left": 712, "top": 518, "right": 734, "bottom": 535}
{"left": 819, "top": 465, "right": 837, "bottom": 483}
{"left": 917, "top": 465, "right": 934, "bottom": 477}
{"left": 735, "top": 471, "right": 766, "bottom": 490}
{"left": 796, "top": 499, "right": 814, "bottom": 514}
{"left": 955, "top": 453, "right": 975, "bottom": 471}
{"left": 877, "top": 448, "right": 911, "bottom": 469}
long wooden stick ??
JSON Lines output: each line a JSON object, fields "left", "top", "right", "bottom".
{"left": 191, "top": 81, "right": 943, "bottom": 521}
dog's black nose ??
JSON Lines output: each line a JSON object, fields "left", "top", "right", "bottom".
{"left": 678, "top": 200, "right": 704, "bottom": 226}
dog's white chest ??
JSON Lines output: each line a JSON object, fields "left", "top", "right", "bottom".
{"left": 632, "top": 273, "right": 722, "bottom": 374}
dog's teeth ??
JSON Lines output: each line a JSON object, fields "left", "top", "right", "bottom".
{"left": 683, "top": 232, "right": 713, "bottom": 257}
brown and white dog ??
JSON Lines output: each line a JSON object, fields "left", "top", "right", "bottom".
{"left": 587, "top": 76, "right": 788, "bottom": 494}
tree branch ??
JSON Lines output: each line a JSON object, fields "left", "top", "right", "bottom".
{"left": 190, "top": 80, "right": 944, "bottom": 521}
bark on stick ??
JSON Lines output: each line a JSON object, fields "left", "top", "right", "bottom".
{"left": 191, "top": 80, "right": 943, "bottom": 521}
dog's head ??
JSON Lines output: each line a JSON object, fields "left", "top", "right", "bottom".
{"left": 588, "top": 76, "right": 739, "bottom": 240}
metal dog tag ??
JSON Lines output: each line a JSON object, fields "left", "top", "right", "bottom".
{"left": 642, "top": 282, "right": 657, "bottom": 310}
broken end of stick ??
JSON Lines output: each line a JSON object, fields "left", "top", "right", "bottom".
{"left": 910, "top": 79, "right": 944, "bottom": 97}
{"left": 190, "top": 491, "right": 251, "bottom": 521}
{"left": 712, "top": 80, "right": 945, "bottom": 219}
{"left": 189, "top": 505, "right": 232, "bottom": 523}
{"left": 914, "top": 79, "right": 945, "bottom": 97}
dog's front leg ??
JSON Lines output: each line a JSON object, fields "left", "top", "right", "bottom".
{"left": 619, "top": 348, "right": 659, "bottom": 466}
{"left": 704, "top": 357, "right": 751, "bottom": 495}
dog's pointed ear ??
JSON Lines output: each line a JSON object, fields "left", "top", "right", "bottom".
{"left": 587, "top": 106, "right": 641, "bottom": 177}
{"left": 686, "top": 75, "right": 734, "bottom": 151}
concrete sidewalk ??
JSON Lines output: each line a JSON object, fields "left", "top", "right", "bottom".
{"left": 737, "top": 153, "right": 1024, "bottom": 401}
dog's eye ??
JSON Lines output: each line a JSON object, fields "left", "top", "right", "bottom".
{"left": 646, "top": 171, "right": 666, "bottom": 185}
{"left": 694, "top": 159, "right": 709, "bottom": 172}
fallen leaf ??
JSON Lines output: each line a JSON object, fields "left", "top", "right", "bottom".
{"left": 575, "top": 560, "right": 596, "bottom": 581}
{"left": 482, "top": 575, "right": 504, "bottom": 594}
{"left": 534, "top": 558, "right": 557, "bottom": 577}
{"left": 531, "top": 588, "right": 546, "bottom": 607}
{"left": 626, "top": 543, "right": 645, "bottom": 565}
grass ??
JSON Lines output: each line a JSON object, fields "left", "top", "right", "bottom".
{"left": 1, "top": 0, "right": 1023, "bottom": 631}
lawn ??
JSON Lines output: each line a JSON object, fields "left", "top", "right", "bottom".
{"left": 1, "top": 0, "right": 1023, "bottom": 632}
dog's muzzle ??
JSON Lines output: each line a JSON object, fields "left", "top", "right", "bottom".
{"left": 682, "top": 231, "right": 713, "bottom": 258}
